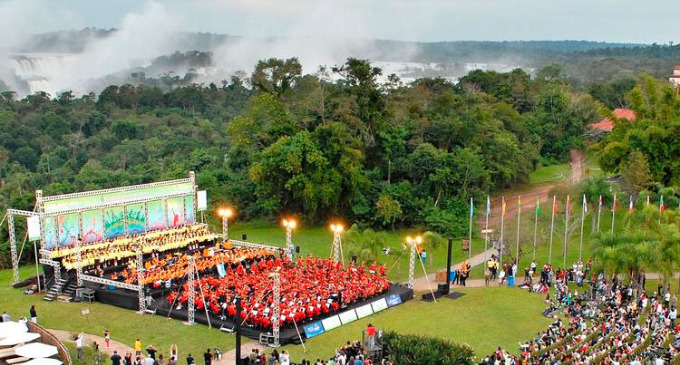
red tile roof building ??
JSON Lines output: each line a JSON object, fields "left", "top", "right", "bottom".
{"left": 670, "top": 65, "right": 680, "bottom": 87}
{"left": 591, "top": 108, "right": 636, "bottom": 132}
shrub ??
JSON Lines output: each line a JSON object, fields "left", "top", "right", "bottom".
{"left": 382, "top": 331, "right": 475, "bottom": 365}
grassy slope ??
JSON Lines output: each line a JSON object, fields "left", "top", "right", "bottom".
{"left": 283, "top": 287, "right": 552, "bottom": 362}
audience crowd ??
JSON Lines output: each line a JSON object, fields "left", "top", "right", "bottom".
{"left": 481, "top": 259, "right": 679, "bottom": 365}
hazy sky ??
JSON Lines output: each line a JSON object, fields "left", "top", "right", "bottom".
{"left": 2, "top": 0, "right": 678, "bottom": 43}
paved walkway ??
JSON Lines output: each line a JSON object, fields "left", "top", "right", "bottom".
{"left": 48, "top": 328, "right": 134, "bottom": 357}
{"left": 410, "top": 248, "right": 495, "bottom": 291}
{"left": 48, "top": 327, "right": 267, "bottom": 365}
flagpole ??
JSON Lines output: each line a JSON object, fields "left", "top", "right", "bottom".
{"left": 611, "top": 193, "right": 617, "bottom": 235}
{"left": 516, "top": 196, "right": 521, "bottom": 265}
{"left": 579, "top": 195, "right": 586, "bottom": 260}
{"left": 500, "top": 196, "right": 505, "bottom": 266}
{"left": 533, "top": 197, "right": 539, "bottom": 261}
{"left": 469, "top": 197, "right": 473, "bottom": 259}
{"left": 563, "top": 195, "right": 570, "bottom": 268}
{"left": 549, "top": 195, "right": 556, "bottom": 265}
{"left": 485, "top": 197, "right": 490, "bottom": 261}
{"left": 596, "top": 195, "right": 602, "bottom": 233}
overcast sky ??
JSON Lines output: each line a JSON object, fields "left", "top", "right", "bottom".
{"left": 2, "top": 0, "right": 678, "bottom": 44}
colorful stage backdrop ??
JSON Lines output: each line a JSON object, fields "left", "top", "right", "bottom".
{"left": 41, "top": 179, "right": 197, "bottom": 248}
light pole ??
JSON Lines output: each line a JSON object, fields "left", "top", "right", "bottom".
{"left": 330, "top": 223, "right": 345, "bottom": 265}
{"left": 282, "top": 219, "right": 297, "bottom": 260}
{"left": 406, "top": 235, "right": 437, "bottom": 302}
{"left": 217, "top": 207, "right": 234, "bottom": 244}
{"left": 406, "top": 235, "right": 422, "bottom": 289}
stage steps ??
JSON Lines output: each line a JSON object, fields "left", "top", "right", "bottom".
{"left": 43, "top": 278, "right": 67, "bottom": 301}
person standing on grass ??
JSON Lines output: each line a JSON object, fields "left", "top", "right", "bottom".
{"left": 76, "top": 333, "right": 85, "bottom": 360}
{"left": 104, "top": 330, "right": 111, "bottom": 349}
{"left": 111, "top": 351, "right": 122, "bottom": 365}
{"left": 134, "top": 339, "right": 142, "bottom": 356}
{"left": 186, "top": 353, "right": 195, "bottom": 365}
{"left": 29, "top": 305, "right": 37, "bottom": 323}
{"left": 203, "top": 349, "right": 212, "bottom": 365}
{"left": 2, "top": 311, "right": 10, "bottom": 322}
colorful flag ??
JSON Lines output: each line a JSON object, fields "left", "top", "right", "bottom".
{"left": 470, "top": 197, "right": 474, "bottom": 217}
{"left": 613, "top": 193, "right": 617, "bottom": 212}
{"left": 486, "top": 196, "right": 491, "bottom": 215}
{"left": 502, "top": 198, "right": 507, "bottom": 216}
{"left": 553, "top": 197, "right": 558, "bottom": 215}
{"left": 583, "top": 194, "right": 588, "bottom": 213}
{"left": 518, "top": 195, "right": 522, "bottom": 209}
{"left": 660, "top": 195, "right": 665, "bottom": 213}
{"left": 646, "top": 195, "right": 650, "bottom": 206}
{"left": 536, "top": 197, "right": 541, "bottom": 216}
{"left": 598, "top": 195, "right": 603, "bottom": 212}
{"left": 566, "top": 195, "right": 571, "bottom": 213}
{"left": 629, "top": 195, "right": 635, "bottom": 213}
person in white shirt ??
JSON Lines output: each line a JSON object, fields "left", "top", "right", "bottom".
{"left": 1, "top": 311, "right": 10, "bottom": 322}
{"left": 279, "top": 350, "right": 290, "bottom": 365}
{"left": 76, "top": 333, "right": 85, "bottom": 360}
{"left": 145, "top": 355, "right": 155, "bottom": 365}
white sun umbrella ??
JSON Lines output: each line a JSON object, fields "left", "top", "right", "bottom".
{"left": 0, "top": 322, "right": 28, "bottom": 339}
{"left": 14, "top": 343, "right": 58, "bottom": 358}
{"left": 23, "top": 359, "right": 63, "bottom": 365}
{"left": 0, "top": 332, "right": 40, "bottom": 346}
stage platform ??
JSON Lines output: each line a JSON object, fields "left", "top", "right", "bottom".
{"left": 86, "top": 282, "right": 413, "bottom": 345}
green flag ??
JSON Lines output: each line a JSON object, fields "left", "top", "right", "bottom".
{"left": 536, "top": 197, "right": 541, "bottom": 216}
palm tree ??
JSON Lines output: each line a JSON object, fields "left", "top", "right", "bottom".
{"left": 345, "top": 224, "right": 386, "bottom": 264}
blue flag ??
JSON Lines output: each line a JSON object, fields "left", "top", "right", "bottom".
{"left": 470, "top": 197, "right": 474, "bottom": 217}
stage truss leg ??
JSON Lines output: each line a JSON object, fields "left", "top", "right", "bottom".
{"left": 75, "top": 237, "right": 83, "bottom": 287}
{"left": 285, "top": 227, "right": 294, "bottom": 261}
{"left": 270, "top": 271, "right": 281, "bottom": 347}
{"left": 193, "top": 264, "right": 212, "bottom": 329}
{"left": 331, "top": 231, "right": 342, "bottom": 264}
{"left": 137, "top": 246, "right": 146, "bottom": 313}
{"left": 8, "top": 214, "right": 19, "bottom": 284}
{"left": 408, "top": 242, "right": 416, "bottom": 289}
{"left": 187, "top": 256, "right": 196, "bottom": 325}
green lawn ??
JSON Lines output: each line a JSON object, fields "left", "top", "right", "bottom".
{"left": 528, "top": 164, "right": 570, "bottom": 185}
{"left": 282, "top": 287, "right": 552, "bottom": 362}
{"left": 0, "top": 267, "right": 238, "bottom": 362}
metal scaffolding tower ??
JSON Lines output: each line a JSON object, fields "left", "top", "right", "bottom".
{"left": 75, "top": 237, "right": 83, "bottom": 287}
{"left": 331, "top": 230, "right": 344, "bottom": 265}
{"left": 407, "top": 240, "right": 416, "bottom": 289}
{"left": 137, "top": 245, "right": 146, "bottom": 313}
{"left": 270, "top": 271, "right": 281, "bottom": 347}
{"left": 187, "top": 255, "right": 196, "bottom": 325}
{"left": 7, "top": 214, "right": 18, "bottom": 284}
{"left": 285, "top": 226, "right": 294, "bottom": 261}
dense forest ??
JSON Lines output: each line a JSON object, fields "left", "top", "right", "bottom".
{"left": 0, "top": 58, "right": 602, "bottom": 238}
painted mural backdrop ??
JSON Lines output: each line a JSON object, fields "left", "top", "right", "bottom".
{"left": 43, "top": 181, "right": 194, "bottom": 214}
{"left": 147, "top": 200, "right": 166, "bottom": 230}
{"left": 104, "top": 206, "right": 125, "bottom": 239}
{"left": 127, "top": 203, "right": 146, "bottom": 234}
{"left": 82, "top": 209, "right": 105, "bottom": 243}
{"left": 57, "top": 213, "right": 79, "bottom": 247}
{"left": 185, "top": 195, "right": 195, "bottom": 223}
{"left": 167, "top": 197, "right": 185, "bottom": 227}
{"left": 43, "top": 216, "right": 58, "bottom": 249}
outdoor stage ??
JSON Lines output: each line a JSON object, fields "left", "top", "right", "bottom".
{"left": 86, "top": 280, "right": 414, "bottom": 345}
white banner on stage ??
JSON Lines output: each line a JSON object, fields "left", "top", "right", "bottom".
{"left": 197, "top": 190, "right": 208, "bottom": 211}
{"left": 27, "top": 216, "right": 41, "bottom": 242}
